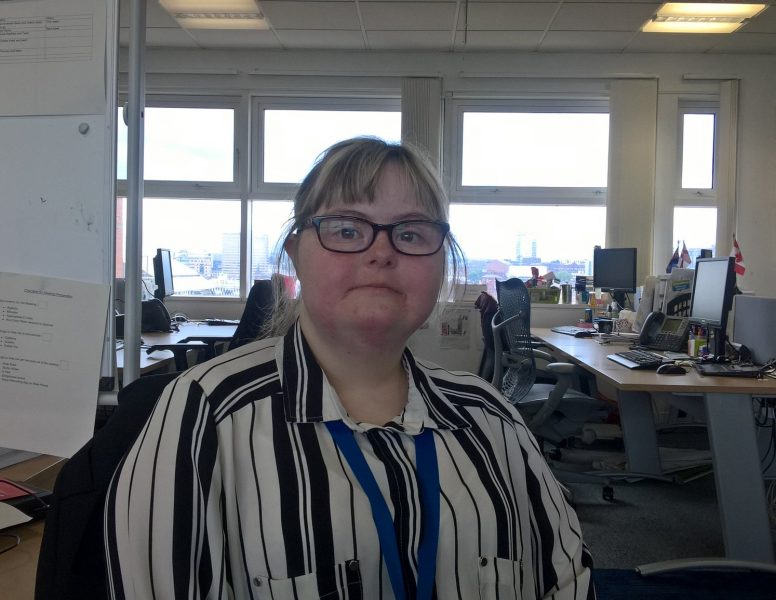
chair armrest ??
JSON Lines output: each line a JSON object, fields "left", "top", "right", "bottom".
{"left": 146, "top": 341, "right": 208, "bottom": 370}
{"left": 545, "top": 362, "right": 578, "bottom": 375}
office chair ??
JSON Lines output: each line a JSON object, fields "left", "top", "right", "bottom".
{"left": 490, "top": 278, "right": 613, "bottom": 499}
{"left": 228, "top": 279, "right": 274, "bottom": 351}
{"left": 35, "top": 371, "right": 180, "bottom": 600}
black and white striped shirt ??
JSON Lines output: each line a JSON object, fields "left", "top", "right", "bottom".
{"left": 105, "top": 323, "right": 594, "bottom": 599}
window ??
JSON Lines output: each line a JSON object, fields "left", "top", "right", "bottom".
{"left": 250, "top": 200, "right": 295, "bottom": 280}
{"left": 261, "top": 108, "right": 401, "bottom": 184}
{"left": 673, "top": 104, "right": 718, "bottom": 265}
{"left": 447, "top": 99, "right": 609, "bottom": 295}
{"left": 449, "top": 204, "right": 606, "bottom": 297}
{"left": 116, "top": 197, "right": 242, "bottom": 297}
{"left": 253, "top": 101, "right": 401, "bottom": 197}
{"left": 681, "top": 112, "right": 715, "bottom": 190}
{"left": 673, "top": 206, "right": 717, "bottom": 266}
{"left": 461, "top": 112, "right": 609, "bottom": 188}
{"left": 117, "top": 102, "right": 237, "bottom": 183}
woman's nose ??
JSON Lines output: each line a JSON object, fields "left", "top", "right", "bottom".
{"left": 366, "top": 230, "right": 397, "bottom": 265}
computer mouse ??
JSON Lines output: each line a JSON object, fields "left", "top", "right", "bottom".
{"left": 656, "top": 363, "right": 688, "bottom": 375}
{"left": 574, "top": 330, "right": 593, "bottom": 338}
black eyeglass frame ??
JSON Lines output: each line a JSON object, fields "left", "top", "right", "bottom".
{"left": 302, "top": 215, "right": 451, "bottom": 256}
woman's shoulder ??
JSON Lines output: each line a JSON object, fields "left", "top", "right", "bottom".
{"left": 180, "top": 335, "right": 283, "bottom": 399}
{"left": 411, "top": 355, "right": 516, "bottom": 414}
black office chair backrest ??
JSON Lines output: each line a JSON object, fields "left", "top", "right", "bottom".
{"left": 35, "top": 371, "right": 180, "bottom": 600}
{"left": 228, "top": 279, "right": 274, "bottom": 351}
{"left": 495, "top": 278, "right": 536, "bottom": 404}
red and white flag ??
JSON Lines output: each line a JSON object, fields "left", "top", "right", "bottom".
{"left": 679, "top": 242, "right": 691, "bottom": 268}
{"left": 731, "top": 235, "right": 746, "bottom": 276}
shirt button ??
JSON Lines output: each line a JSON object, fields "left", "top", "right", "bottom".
{"left": 348, "top": 560, "right": 360, "bottom": 572}
{"left": 480, "top": 558, "right": 488, "bottom": 567}
{"left": 253, "top": 577, "right": 262, "bottom": 587}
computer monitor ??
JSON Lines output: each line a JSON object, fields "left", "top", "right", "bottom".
{"left": 153, "top": 248, "right": 175, "bottom": 301}
{"left": 593, "top": 247, "right": 637, "bottom": 308}
{"left": 689, "top": 256, "right": 736, "bottom": 357}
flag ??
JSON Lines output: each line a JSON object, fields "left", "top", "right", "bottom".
{"left": 679, "top": 242, "right": 691, "bottom": 268}
{"left": 665, "top": 244, "right": 679, "bottom": 273}
{"left": 731, "top": 235, "right": 746, "bottom": 276}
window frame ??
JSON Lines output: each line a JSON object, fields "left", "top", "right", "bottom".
{"left": 675, "top": 100, "right": 719, "bottom": 207}
{"left": 445, "top": 97, "right": 610, "bottom": 206}
{"left": 116, "top": 94, "right": 245, "bottom": 200}
{"left": 250, "top": 96, "right": 402, "bottom": 199}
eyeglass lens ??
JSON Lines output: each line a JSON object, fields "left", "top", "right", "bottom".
{"left": 314, "top": 216, "right": 446, "bottom": 255}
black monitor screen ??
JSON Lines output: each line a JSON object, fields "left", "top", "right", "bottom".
{"left": 593, "top": 247, "right": 637, "bottom": 292}
{"left": 689, "top": 257, "right": 735, "bottom": 328}
{"left": 153, "top": 248, "right": 175, "bottom": 301}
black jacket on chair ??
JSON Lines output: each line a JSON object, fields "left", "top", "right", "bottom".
{"left": 35, "top": 372, "right": 179, "bottom": 600}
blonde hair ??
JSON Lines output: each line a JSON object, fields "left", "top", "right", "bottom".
{"left": 266, "top": 136, "right": 466, "bottom": 337}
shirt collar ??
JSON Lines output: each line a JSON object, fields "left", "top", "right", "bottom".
{"left": 277, "top": 322, "right": 469, "bottom": 432}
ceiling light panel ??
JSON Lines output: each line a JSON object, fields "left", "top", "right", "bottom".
{"left": 642, "top": 2, "right": 768, "bottom": 34}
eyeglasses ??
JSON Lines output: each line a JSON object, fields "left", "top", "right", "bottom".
{"left": 303, "top": 215, "right": 450, "bottom": 256}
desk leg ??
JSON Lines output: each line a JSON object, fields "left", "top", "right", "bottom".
{"left": 618, "top": 390, "right": 663, "bottom": 475}
{"left": 705, "top": 392, "right": 774, "bottom": 563}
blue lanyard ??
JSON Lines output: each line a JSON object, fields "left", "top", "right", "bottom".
{"left": 326, "top": 420, "right": 440, "bottom": 600}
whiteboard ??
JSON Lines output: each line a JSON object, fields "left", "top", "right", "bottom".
{"left": 0, "top": 115, "right": 113, "bottom": 285}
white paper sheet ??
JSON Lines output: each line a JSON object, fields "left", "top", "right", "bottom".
{"left": 0, "top": 271, "right": 109, "bottom": 457}
{"left": 0, "top": 500, "right": 31, "bottom": 530}
{"left": 0, "top": 0, "right": 106, "bottom": 115}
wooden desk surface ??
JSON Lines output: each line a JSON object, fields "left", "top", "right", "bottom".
{"left": 533, "top": 328, "right": 776, "bottom": 395}
{"left": 116, "top": 322, "right": 238, "bottom": 374}
{"left": 0, "top": 455, "right": 64, "bottom": 600}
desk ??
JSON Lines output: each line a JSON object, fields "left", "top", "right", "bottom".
{"left": 533, "top": 328, "right": 776, "bottom": 564}
{"left": 0, "top": 455, "right": 64, "bottom": 600}
{"left": 116, "top": 322, "right": 237, "bottom": 375}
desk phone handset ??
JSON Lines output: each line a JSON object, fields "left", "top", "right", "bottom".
{"left": 639, "top": 312, "right": 691, "bottom": 352}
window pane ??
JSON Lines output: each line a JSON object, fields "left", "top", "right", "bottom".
{"left": 117, "top": 107, "right": 235, "bottom": 181}
{"left": 673, "top": 206, "right": 717, "bottom": 266}
{"left": 250, "top": 201, "right": 294, "bottom": 280}
{"left": 461, "top": 112, "right": 609, "bottom": 187}
{"left": 263, "top": 109, "right": 401, "bottom": 183}
{"left": 117, "top": 198, "right": 242, "bottom": 297}
{"left": 681, "top": 113, "right": 714, "bottom": 189}
{"left": 449, "top": 204, "right": 606, "bottom": 297}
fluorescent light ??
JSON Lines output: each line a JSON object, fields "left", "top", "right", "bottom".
{"left": 159, "top": 0, "right": 269, "bottom": 30}
{"left": 642, "top": 2, "right": 768, "bottom": 34}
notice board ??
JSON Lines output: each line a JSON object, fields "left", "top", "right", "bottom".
{"left": 0, "top": 0, "right": 118, "bottom": 456}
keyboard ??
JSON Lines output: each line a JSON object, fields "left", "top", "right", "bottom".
{"left": 607, "top": 349, "right": 666, "bottom": 370}
{"left": 551, "top": 325, "right": 594, "bottom": 338}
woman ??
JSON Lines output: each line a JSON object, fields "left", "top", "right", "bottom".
{"left": 105, "top": 137, "right": 593, "bottom": 599}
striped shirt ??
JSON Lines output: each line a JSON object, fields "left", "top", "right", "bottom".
{"left": 105, "top": 322, "right": 594, "bottom": 599}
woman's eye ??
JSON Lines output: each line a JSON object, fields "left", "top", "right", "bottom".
{"left": 338, "top": 227, "right": 359, "bottom": 239}
{"left": 398, "top": 229, "right": 423, "bottom": 244}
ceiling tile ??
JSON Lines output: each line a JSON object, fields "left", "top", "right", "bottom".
{"left": 454, "top": 29, "right": 544, "bottom": 50}
{"left": 367, "top": 29, "right": 454, "bottom": 49}
{"left": 625, "top": 32, "right": 719, "bottom": 53}
{"left": 121, "top": 27, "right": 200, "bottom": 48}
{"left": 551, "top": 3, "right": 657, "bottom": 31}
{"left": 260, "top": 1, "right": 361, "bottom": 29}
{"left": 739, "top": 7, "right": 776, "bottom": 34}
{"left": 275, "top": 29, "right": 366, "bottom": 49}
{"left": 462, "top": 3, "right": 558, "bottom": 30}
{"left": 120, "top": 0, "right": 180, "bottom": 29}
{"left": 706, "top": 33, "right": 776, "bottom": 54}
{"left": 540, "top": 30, "right": 634, "bottom": 51}
{"left": 185, "top": 29, "right": 282, "bottom": 49}
{"left": 360, "top": 2, "right": 458, "bottom": 30}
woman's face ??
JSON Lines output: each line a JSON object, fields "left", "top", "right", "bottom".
{"left": 288, "top": 162, "right": 446, "bottom": 350}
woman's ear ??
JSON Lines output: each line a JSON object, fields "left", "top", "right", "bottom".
{"left": 284, "top": 234, "right": 299, "bottom": 269}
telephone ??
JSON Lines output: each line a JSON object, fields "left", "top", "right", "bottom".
{"left": 141, "top": 298, "right": 173, "bottom": 333}
{"left": 639, "top": 311, "right": 691, "bottom": 352}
